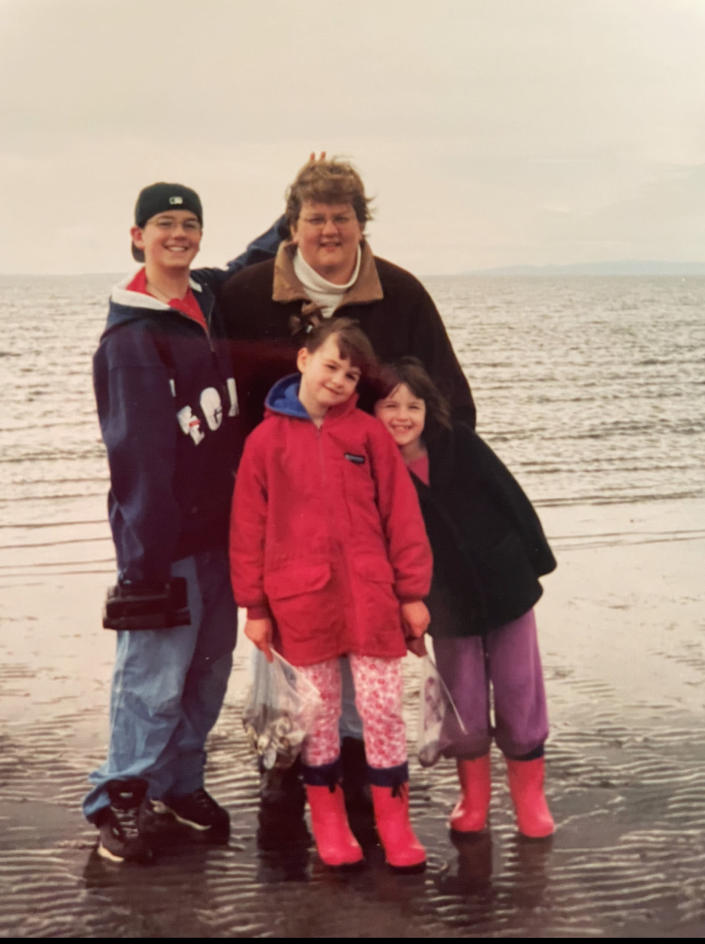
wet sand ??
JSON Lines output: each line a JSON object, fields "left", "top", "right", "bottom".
{"left": 1, "top": 499, "right": 704, "bottom": 938}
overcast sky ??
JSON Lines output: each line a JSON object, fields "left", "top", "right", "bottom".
{"left": 2, "top": 0, "right": 704, "bottom": 275}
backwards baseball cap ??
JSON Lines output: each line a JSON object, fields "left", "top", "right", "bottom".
{"left": 134, "top": 182, "right": 203, "bottom": 228}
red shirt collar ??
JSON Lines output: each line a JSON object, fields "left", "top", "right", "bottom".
{"left": 126, "top": 268, "right": 207, "bottom": 331}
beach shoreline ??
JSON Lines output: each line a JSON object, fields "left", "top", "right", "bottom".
{"left": 1, "top": 498, "right": 704, "bottom": 937}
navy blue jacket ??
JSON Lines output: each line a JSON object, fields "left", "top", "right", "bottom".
{"left": 94, "top": 221, "right": 284, "bottom": 584}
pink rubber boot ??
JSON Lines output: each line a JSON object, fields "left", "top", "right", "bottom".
{"left": 506, "top": 756, "right": 554, "bottom": 838}
{"left": 305, "top": 783, "right": 364, "bottom": 867}
{"left": 449, "top": 754, "right": 491, "bottom": 833}
{"left": 371, "top": 783, "right": 426, "bottom": 870}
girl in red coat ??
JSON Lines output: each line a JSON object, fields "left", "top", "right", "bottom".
{"left": 230, "top": 318, "right": 433, "bottom": 870}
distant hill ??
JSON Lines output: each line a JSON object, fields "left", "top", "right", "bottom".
{"left": 465, "top": 261, "right": 705, "bottom": 276}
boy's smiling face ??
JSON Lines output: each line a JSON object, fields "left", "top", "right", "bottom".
{"left": 130, "top": 209, "right": 202, "bottom": 272}
{"left": 297, "top": 334, "right": 361, "bottom": 422}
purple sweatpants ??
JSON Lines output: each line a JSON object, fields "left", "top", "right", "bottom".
{"left": 433, "top": 608, "right": 549, "bottom": 759}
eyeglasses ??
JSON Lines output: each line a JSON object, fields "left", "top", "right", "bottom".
{"left": 299, "top": 213, "right": 357, "bottom": 229}
{"left": 147, "top": 216, "right": 202, "bottom": 232}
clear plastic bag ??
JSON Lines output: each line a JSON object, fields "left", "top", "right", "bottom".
{"left": 416, "top": 652, "right": 467, "bottom": 767}
{"left": 242, "top": 649, "right": 323, "bottom": 771}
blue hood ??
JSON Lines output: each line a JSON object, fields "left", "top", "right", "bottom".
{"left": 263, "top": 373, "right": 360, "bottom": 424}
{"left": 264, "top": 374, "right": 310, "bottom": 420}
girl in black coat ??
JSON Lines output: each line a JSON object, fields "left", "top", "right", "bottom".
{"left": 373, "top": 358, "right": 556, "bottom": 839}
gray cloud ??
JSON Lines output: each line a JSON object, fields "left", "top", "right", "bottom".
{"left": 2, "top": 0, "right": 704, "bottom": 273}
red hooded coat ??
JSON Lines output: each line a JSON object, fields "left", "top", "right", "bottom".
{"left": 229, "top": 375, "right": 432, "bottom": 666}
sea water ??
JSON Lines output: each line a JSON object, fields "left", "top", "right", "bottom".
{"left": 1, "top": 272, "right": 703, "bottom": 564}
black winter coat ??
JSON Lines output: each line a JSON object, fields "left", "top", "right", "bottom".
{"left": 413, "top": 424, "right": 556, "bottom": 637}
{"left": 217, "top": 245, "right": 476, "bottom": 435}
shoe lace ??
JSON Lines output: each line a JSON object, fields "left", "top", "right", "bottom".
{"left": 188, "top": 788, "right": 218, "bottom": 813}
{"left": 112, "top": 804, "right": 140, "bottom": 839}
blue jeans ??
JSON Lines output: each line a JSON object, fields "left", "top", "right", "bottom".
{"left": 339, "top": 655, "right": 364, "bottom": 740}
{"left": 83, "top": 547, "right": 237, "bottom": 822}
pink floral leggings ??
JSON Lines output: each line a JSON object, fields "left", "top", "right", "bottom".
{"left": 297, "top": 655, "right": 407, "bottom": 769}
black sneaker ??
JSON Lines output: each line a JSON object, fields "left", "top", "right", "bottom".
{"left": 260, "top": 758, "right": 306, "bottom": 815}
{"left": 96, "top": 778, "right": 154, "bottom": 864}
{"left": 137, "top": 797, "right": 180, "bottom": 847}
{"left": 162, "top": 788, "right": 230, "bottom": 843}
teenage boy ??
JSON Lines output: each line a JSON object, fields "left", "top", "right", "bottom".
{"left": 84, "top": 182, "right": 280, "bottom": 863}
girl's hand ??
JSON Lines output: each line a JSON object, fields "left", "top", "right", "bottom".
{"left": 406, "top": 634, "right": 427, "bottom": 658}
{"left": 401, "top": 600, "right": 430, "bottom": 639}
{"left": 245, "top": 617, "right": 274, "bottom": 663}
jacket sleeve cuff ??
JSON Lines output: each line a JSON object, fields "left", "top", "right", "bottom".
{"left": 399, "top": 596, "right": 424, "bottom": 605}
{"left": 247, "top": 604, "right": 271, "bottom": 620}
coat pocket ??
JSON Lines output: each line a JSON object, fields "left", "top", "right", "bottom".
{"left": 264, "top": 562, "right": 331, "bottom": 600}
{"left": 350, "top": 554, "right": 403, "bottom": 645}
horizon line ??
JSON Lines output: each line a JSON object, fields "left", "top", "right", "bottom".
{"left": 2, "top": 259, "right": 705, "bottom": 278}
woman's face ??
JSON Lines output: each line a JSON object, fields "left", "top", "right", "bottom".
{"left": 374, "top": 383, "right": 427, "bottom": 453}
{"left": 290, "top": 200, "right": 363, "bottom": 285}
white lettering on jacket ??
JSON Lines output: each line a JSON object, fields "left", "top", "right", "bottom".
{"left": 201, "top": 387, "right": 223, "bottom": 431}
{"left": 174, "top": 378, "right": 238, "bottom": 445}
{"left": 226, "top": 377, "right": 239, "bottom": 417}
{"left": 176, "top": 405, "right": 205, "bottom": 444}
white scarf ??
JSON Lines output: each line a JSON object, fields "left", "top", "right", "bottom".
{"left": 292, "top": 246, "right": 362, "bottom": 318}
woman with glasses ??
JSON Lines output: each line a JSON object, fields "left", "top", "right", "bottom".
{"left": 218, "top": 156, "right": 476, "bottom": 821}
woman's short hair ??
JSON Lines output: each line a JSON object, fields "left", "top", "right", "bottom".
{"left": 285, "top": 158, "right": 374, "bottom": 230}
{"left": 303, "top": 316, "right": 377, "bottom": 376}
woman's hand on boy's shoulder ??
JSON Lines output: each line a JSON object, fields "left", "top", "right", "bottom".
{"left": 244, "top": 616, "right": 274, "bottom": 662}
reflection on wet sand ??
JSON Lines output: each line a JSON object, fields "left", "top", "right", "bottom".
{"left": 1, "top": 505, "right": 705, "bottom": 938}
